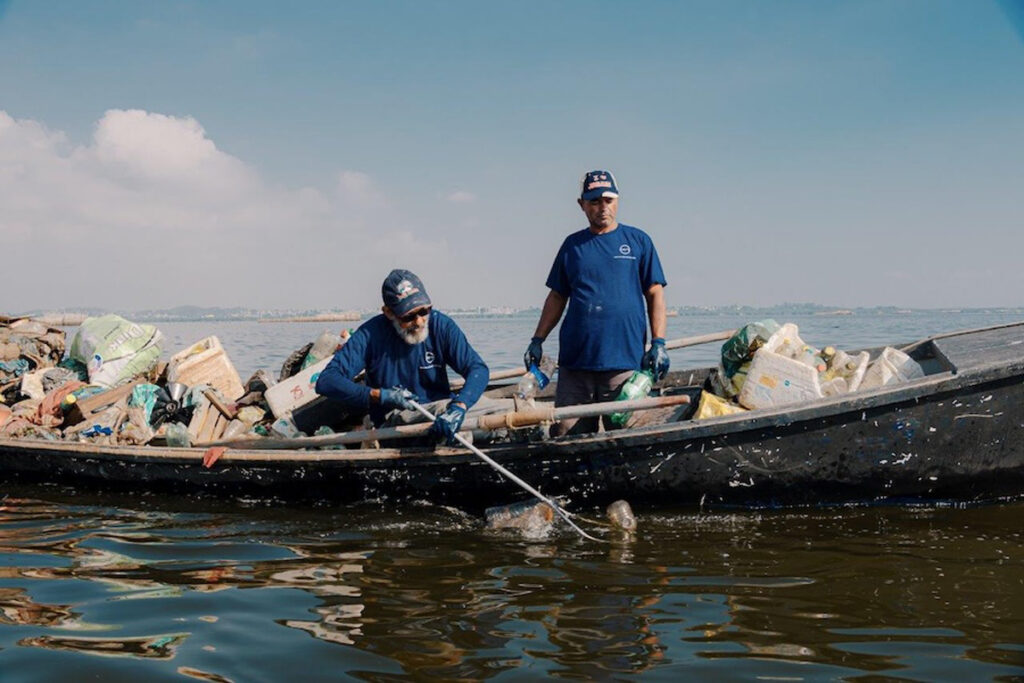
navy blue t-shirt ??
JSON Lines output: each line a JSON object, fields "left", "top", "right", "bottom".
{"left": 315, "top": 311, "right": 489, "bottom": 426}
{"left": 546, "top": 223, "right": 667, "bottom": 371}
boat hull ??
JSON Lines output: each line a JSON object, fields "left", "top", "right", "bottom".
{"left": 2, "top": 324, "right": 1023, "bottom": 509}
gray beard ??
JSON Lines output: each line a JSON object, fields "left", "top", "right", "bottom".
{"left": 391, "top": 317, "right": 429, "bottom": 345}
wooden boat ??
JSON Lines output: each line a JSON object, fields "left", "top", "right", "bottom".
{"left": 2, "top": 322, "right": 1024, "bottom": 510}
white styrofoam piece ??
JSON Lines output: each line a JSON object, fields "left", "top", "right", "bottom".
{"left": 738, "top": 348, "right": 823, "bottom": 410}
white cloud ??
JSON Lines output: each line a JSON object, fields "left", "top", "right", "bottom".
{"left": 0, "top": 109, "right": 442, "bottom": 312}
{"left": 337, "top": 170, "right": 388, "bottom": 209}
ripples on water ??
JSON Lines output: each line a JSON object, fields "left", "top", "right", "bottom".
{"left": 3, "top": 310, "right": 1021, "bottom": 679}
{"left": 1, "top": 491, "right": 1021, "bottom": 680}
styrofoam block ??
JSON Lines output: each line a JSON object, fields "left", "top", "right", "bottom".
{"left": 739, "top": 348, "right": 823, "bottom": 410}
{"left": 265, "top": 356, "right": 331, "bottom": 419}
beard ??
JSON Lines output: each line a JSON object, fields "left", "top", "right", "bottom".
{"left": 391, "top": 317, "right": 429, "bottom": 345}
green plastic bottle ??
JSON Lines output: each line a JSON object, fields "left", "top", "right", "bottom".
{"left": 609, "top": 369, "right": 654, "bottom": 427}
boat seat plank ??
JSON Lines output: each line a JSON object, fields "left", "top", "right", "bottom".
{"left": 931, "top": 323, "right": 1024, "bottom": 372}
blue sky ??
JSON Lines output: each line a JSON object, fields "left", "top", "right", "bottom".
{"left": 2, "top": 1, "right": 1023, "bottom": 312}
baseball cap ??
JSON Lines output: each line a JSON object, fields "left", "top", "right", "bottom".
{"left": 381, "top": 269, "right": 432, "bottom": 317}
{"left": 579, "top": 170, "right": 619, "bottom": 200}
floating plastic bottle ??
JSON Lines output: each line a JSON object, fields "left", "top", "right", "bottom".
{"left": 609, "top": 369, "right": 654, "bottom": 428}
{"left": 516, "top": 355, "right": 556, "bottom": 400}
{"left": 606, "top": 499, "right": 637, "bottom": 531}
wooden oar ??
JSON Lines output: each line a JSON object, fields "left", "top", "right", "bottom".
{"left": 663, "top": 329, "right": 736, "bottom": 351}
{"left": 197, "top": 393, "right": 690, "bottom": 450}
{"left": 452, "top": 367, "right": 523, "bottom": 389}
{"left": 464, "top": 329, "right": 737, "bottom": 389}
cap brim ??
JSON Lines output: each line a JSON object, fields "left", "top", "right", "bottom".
{"left": 389, "top": 293, "right": 432, "bottom": 317}
{"left": 580, "top": 190, "right": 619, "bottom": 200}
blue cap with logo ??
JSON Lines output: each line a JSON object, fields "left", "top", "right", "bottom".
{"left": 382, "top": 269, "right": 432, "bottom": 317}
{"left": 579, "top": 169, "right": 619, "bottom": 200}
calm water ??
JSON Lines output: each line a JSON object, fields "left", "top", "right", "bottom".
{"left": 2, "top": 310, "right": 1023, "bottom": 680}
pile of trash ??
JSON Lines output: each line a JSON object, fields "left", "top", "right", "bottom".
{"left": 695, "top": 320, "right": 925, "bottom": 419}
{"left": 0, "top": 314, "right": 351, "bottom": 447}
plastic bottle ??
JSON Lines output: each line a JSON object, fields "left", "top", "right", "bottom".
{"left": 798, "top": 345, "right": 828, "bottom": 373}
{"left": 605, "top": 499, "right": 637, "bottom": 531}
{"left": 165, "top": 422, "right": 191, "bottom": 448}
{"left": 301, "top": 331, "right": 343, "bottom": 369}
{"left": 59, "top": 393, "right": 77, "bottom": 413}
{"left": 516, "top": 355, "right": 556, "bottom": 400}
{"left": 609, "top": 370, "right": 655, "bottom": 427}
{"left": 271, "top": 416, "right": 302, "bottom": 438}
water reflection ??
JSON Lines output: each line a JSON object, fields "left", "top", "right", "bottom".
{"left": 0, "top": 492, "right": 1021, "bottom": 680}
{"left": 19, "top": 632, "right": 189, "bottom": 659}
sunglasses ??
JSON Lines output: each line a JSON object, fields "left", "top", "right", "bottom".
{"left": 398, "top": 306, "right": 432, "bottom": 324}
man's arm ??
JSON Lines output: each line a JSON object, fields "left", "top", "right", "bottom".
{"left": 532, "top": 289, "right": 568, "bottom": 341}
{"left": 644, "top": 283, "right": 667, "bottom": 341}
{"left": 439, "top": 316, "right": 489, "bottom": 410}
{"left": 314, "top": 331, "right": 373, "bottom": 409}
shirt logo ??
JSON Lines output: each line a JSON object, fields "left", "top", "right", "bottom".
{"left": 424, "top": 351, "right": 435, "bottom": 364}
{"left": 619, "top": 244, "right": 631, "bottom": 255}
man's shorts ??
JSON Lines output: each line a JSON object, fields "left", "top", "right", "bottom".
{"left": 553, "top": 367, "right": 634, "bottom": 436}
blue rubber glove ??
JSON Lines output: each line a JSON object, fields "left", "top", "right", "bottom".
{"left": 430, "top": 402, "right": 467, "bottom": 446}
{"left": 524, "top": 337, "right": 544, "bottom": 371}
{"left": 379, "top": 387, "right": 418, "bottom": 412}
{"left": 641, "top": 337, "right": 670, "bottom": 381}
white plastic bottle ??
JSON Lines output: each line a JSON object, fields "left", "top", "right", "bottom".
{"left": 302, "top": 331, "right": 343, "bottom": 369}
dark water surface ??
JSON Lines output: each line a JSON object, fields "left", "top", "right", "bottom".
{"left": 0, "top": 492, "right": 1021, "bottom": 681}
{"left": 2, "top": 310, "right": 1023, "bottom": 679}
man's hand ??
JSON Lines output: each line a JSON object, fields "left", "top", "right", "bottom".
{"left": 523, "top": 337, "right": 544, "bottom": 370}
{"left": 430, "top": 402, "right": 467, "bottom": 446}
{"left": 641, "top": 338, "right": 670, "bottom": 381}
{"left": 379, "top": 387, "right": 418, "bottom": 412}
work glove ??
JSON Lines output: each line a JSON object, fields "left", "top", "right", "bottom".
{"left": 430, "top": 402, "right": 467, "bottom": 446}
{"left": 523, "top": 337, "right": 544, "bottom": 371}
{"left": 379, "top": 387, "right": 418, "bottom": 412}
{"left": 641, "top": 337, "right": 671, "bottom": 381}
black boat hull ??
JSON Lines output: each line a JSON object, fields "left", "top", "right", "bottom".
{"left": 2, "top": 323, "right": 1023, "bottom": 510}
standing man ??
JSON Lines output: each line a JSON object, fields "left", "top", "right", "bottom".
{"left": 524, "top": 170, "right": 670, "bottom": 435}
{"left": 316, "top": 269, "right": 489, "bottom": 445}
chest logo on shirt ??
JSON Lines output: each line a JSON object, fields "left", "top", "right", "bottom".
{"left": 424, "top": 351, "right": 435, "bottom": 365}
{"left": 615, "top": 243, "right": 637, "bottom": 260}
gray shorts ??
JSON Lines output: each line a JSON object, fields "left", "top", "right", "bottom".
{"left": 553, "top": 367, "right": 634, "bottom": 436}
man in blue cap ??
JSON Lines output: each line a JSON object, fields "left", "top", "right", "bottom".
{"left": 524, "top": 170, "right": 669, "bottom": 435}
{"left": 316, "top": 269, "right": 490, "bottom": 445}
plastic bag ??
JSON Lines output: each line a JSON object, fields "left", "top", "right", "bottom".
{"left": 70, "top": 315, "right": 164, "bottom": 388}
{"left": 720, "top": 320, "right": 780, "bottom": 379}
{"left": 695, "top": 391, "right": 748, "bottom": 419}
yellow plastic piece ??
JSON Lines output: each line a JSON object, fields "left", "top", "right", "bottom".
{"left": 695, "top": 391, "right": 748, "bottom": 419}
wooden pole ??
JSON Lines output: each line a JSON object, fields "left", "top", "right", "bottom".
{"left": 663, "top": 329, "right": 736, "bottom": 350}
{"left": 198, "top": 393, "right": 690, "bottom": 450}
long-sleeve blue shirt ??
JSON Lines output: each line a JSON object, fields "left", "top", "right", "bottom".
{"left": 314, "top": 311, "right": 489, "bottom": 426}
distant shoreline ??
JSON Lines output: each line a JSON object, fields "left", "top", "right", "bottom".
{"left": 258, "top": 313, "right": 362, "bottom": 323}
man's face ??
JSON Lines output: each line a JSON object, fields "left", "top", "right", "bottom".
{"left": 384, "top": 305, "right": 431, "bottom": 345}
{"left": 578, "top": 196, "right": 618, "bottom": 231}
